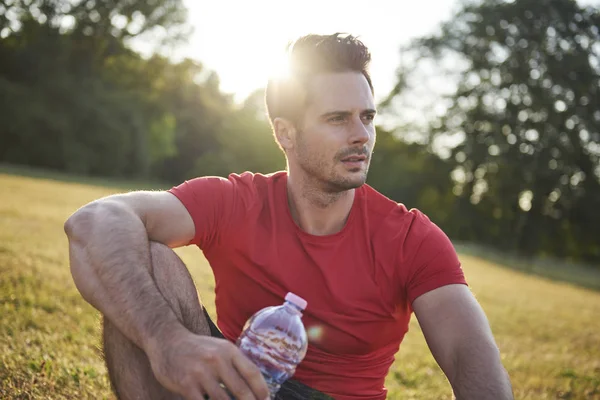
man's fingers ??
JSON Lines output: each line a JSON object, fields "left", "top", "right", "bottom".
{"left": 232, "top": 351, "right": 270, "bottom": 399}
{"left": 187, "top": 368, "right": 230, "bottom": 400}
{"left": 200, "top": 379, "right": 231, "bottom": 400}
{"left": 218, "top": 362, "right": 257, "bottom": 400}
{"left": 180, "top": 383, "right": 208, "bottom": 400}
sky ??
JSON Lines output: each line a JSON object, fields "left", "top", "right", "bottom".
{"left": 176, "top": 0, "right": 460, "bottom": 102}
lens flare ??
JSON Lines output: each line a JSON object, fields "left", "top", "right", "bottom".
{"left": 307, "top": 325, "right": 324, "bottom": 342}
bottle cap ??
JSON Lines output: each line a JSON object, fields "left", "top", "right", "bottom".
{"left": 285, "top": 292, "right": 307, "bottom": 310}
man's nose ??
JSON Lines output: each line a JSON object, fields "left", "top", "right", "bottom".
{"left": 348, "top": 117, "right": 371, "bottom": 145}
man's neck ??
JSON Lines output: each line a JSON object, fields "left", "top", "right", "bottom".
{"left": 286, "top": 173, "right": 355, "bottom": 236}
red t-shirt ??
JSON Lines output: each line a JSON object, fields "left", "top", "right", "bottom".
{"left": 169, "top": 171, "right": 467, "bottom": 400}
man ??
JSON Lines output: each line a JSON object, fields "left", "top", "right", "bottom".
{"left": 64, "top": 33, "right": 513, "bottom": 400}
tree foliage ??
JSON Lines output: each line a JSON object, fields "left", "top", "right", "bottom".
{"left": 0, "top": 0, "right": 283, "bottom": 181}
{"left": 386, "top": 0, "right": 600, "bottom": 262}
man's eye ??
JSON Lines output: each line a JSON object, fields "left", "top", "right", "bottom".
{"left": 362, "top": 114, "right": 375, "bottom": 123}
{"left": 329, "top": 116, "right": 345, "bottom": 123}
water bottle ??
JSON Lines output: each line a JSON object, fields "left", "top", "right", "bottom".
{"left": 237, "top": 292, "right": 309, "bottom": 398}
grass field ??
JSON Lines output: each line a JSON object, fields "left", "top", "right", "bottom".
{"left": 1, "top": 171, "right": 600, "bottom": 399}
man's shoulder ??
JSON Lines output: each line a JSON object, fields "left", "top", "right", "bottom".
{"left": 226, "top": 170, "right": 285, "bottom": 187}
{"left": 220, "top": 171, "right": 285, "bottom": 202}
{"left": 360, "top": 184, "right": 439, "bottom": 242}
{"left": 360, "top": 184, "right": 426, "bottom": 220}
{"left": 169, "top": 171, "right": 284, "bottom": 209}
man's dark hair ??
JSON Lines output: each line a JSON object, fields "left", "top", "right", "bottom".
{"left": 265, "top": 33, "right": 373, "bottom": 127}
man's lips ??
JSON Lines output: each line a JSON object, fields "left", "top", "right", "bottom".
{"left": 341, "top": 155, "right": 367, "bottom": 162}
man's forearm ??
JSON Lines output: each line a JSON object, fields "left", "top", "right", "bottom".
{"left": 65, "top": 200, "right": 186, "bottom": 353}
{"left": 450, "top": 344, "right": 514, "bottom": 400}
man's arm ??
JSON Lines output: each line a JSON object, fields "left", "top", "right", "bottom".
{"left": 64, "top": 191, "right": 195, "bottom": 350}
{"left": 64, "top": 191, "right": 268, "bottom": 400}
{"left": 412, "top": 284, "right": 514, "bottom": 400}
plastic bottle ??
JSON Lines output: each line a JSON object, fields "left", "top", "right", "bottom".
{"left": 236, "top": 292, "right": 309, "bottom": 398}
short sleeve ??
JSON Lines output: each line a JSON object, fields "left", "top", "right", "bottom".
{"left": 404, "top": 217, "right": 467, "bottom": 306}
{"left": 168, "top": 176, "right": 234, "bottom": 249}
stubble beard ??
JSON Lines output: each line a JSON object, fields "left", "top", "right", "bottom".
{"left": 295, "top": 147, "right": 369, "bottom": 194}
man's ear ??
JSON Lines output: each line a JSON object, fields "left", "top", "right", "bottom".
{"left": 273, "top": 117, "right": 296, "bottom": 151}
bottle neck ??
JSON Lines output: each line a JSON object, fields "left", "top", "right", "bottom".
{"left": 284, "top": 301, "right": 303, "bottom": 315}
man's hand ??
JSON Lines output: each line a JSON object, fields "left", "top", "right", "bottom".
{"left": 148, "top": 328, "right": 270, "bottom": 400}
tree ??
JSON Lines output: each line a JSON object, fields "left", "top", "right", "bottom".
{"left": 0, "top": 0, "right": 188, "bottom": 43}
{"left": 191, "top": 88, "right": 286, "bottom": 178}
{"left": 0, "top": 0, "right": 225, "bottom": 180}
{"left": 387, "top": 0, "right": 600, "bottom": 262}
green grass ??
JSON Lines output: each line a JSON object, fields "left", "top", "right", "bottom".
{"left": 1, "top": 171, "right": 599, "bottom": 399}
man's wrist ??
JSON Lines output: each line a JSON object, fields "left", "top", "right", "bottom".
{"left": 144, "top": 319, "right": 189, "bottom": 358}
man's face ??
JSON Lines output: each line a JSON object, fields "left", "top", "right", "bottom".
{"left": 287, "top": 72, "right": 376, "bottom": 193}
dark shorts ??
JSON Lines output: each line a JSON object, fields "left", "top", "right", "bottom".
{"left": 203, "top": 309, "right": 333, "bottom": 400}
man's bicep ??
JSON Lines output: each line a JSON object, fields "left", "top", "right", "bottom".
{"left": 412, "top": 284, "right": 496, "bottom": 379}
{"left": 119, "top": 191, "right": 195, "bottom": 248}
